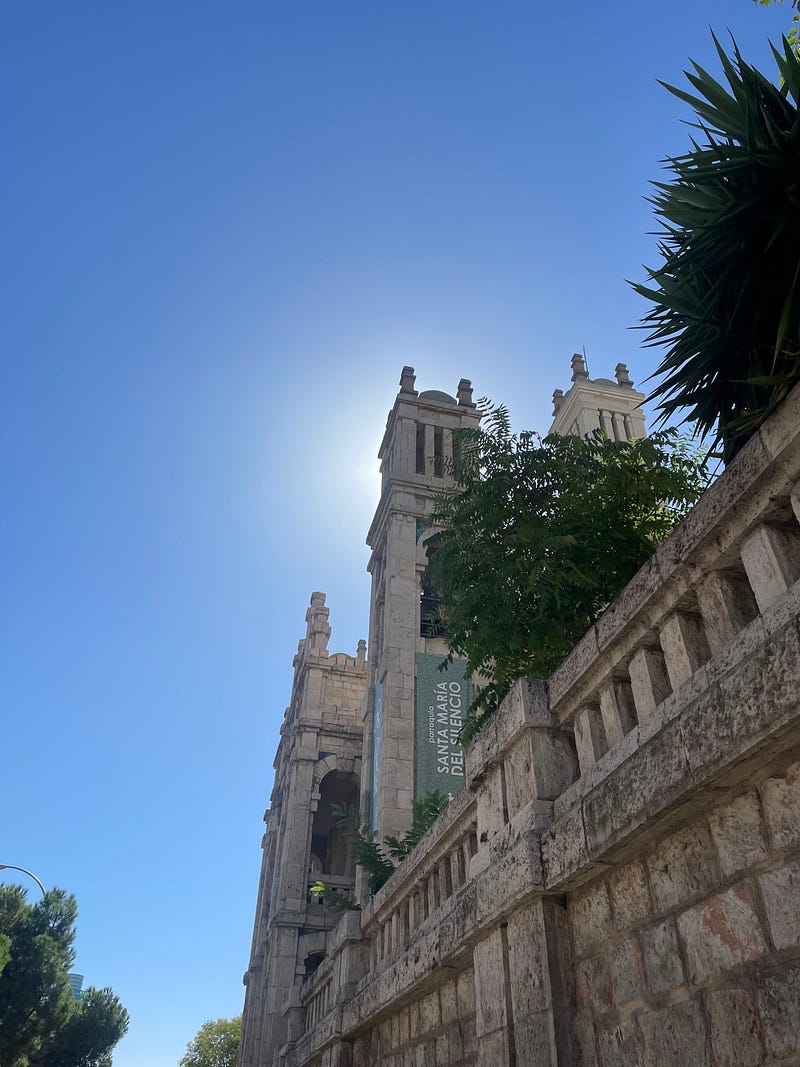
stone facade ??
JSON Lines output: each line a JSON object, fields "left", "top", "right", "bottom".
{"left": 363, "top": 367, "right": 480, "bottom": 846}
{"left": 239, "top": 594, "right": 367, "bottom": 1067}
{"left": 241, "top": 367, "right": 800, "bottom": 1067}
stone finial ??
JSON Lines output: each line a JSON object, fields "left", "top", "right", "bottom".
{"left": 399, "top": 366, "right": 418, "bottom": 396}
{"left": 356, "top": 638, "right": 367, "bottom": 662}
{"left": 457, "top": 378, "right": 475, "bottom": 407}
{"left": 305, "top": 592, "right": 331, "bottom": 657}
{"left": 571, "top": 353, "right": 589, "bottom": 381}
{"left": 615, "top": 362, "right": 634, "bottom": 388}
{"left": 552, "top": 388, "right": 564, "bottom": 415}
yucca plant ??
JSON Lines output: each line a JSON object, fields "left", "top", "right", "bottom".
{"left": 634, "top": 34, "right": 800, "bottom": 462}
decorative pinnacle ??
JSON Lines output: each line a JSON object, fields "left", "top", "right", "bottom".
{"left": 571, "top": 353, "right": 589, "bottom": 381}
{"left": 552, "top": 388, "right": 564, "bottom": 415}
{"left": 399, "top": 366, "right": 418, "bottom": 396}
{"left": 615, "top": 362, "right": 634, "bottom": 388}
{"left": 457, "top": 378, "right": 475, "bottom": 407}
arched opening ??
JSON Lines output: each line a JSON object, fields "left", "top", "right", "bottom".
{"left": 310, "top": 772, "right": 359, "bottom": 878}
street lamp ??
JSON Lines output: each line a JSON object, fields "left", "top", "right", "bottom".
{"left": 0, "top": 864, "right": 46, "bottom": 897}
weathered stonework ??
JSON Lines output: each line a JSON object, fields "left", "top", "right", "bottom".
{"left": 242, "top": 372, "right": 800, "bottom": 1067}
{"left": 239, "top": 595, "right": 366, "bottom": 1067}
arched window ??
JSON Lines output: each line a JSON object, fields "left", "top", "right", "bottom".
{"left": 310, "top": 772, "right": 360, "bottom": 878}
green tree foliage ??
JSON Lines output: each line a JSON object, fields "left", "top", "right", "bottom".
{"left": 0, "top": 885, "right": 128, "bottom": 1067}
{"left": 426, "top": 406, "right": 709, "bottom": 740}
{"left": 311, "top": 791, "right": 449, "bottom": 909}
{"left": 180, "top": 1016, "right": 241, "bottom": 1067}
{"left": 633, "top": 34, "right": 800, "bottom": 462}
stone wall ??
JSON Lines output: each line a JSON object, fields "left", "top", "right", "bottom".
{"left": 570, "top": 760, "right": 800, "bottom": 1066}
{"left": 351, "top": 972, "right": 477, "bottom": 1067}
{"left": 266, "top": 382, "right": 800, "bottom": 1067}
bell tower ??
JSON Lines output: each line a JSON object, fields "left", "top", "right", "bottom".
{"left": 550, "top": 354, "right": 647, "bottom": 440}
{"left": 239, "top": 594, "right": 366, "bottom": 1067}
{"left": 362, "top": 367, "right": 481, "bottom": 847}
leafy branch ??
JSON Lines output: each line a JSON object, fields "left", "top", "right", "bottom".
{"left": 426, "top": 405, "right": 709, "bottom": 741}
{"left": 310, "top": 792, "right": 449, "bottom": 910}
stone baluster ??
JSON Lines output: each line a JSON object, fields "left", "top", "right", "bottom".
{"left": 740, "top": 521, "right": 800, "bottom": 612}
{"left": 599, "top": 679, "right": 637, "bottom": 748}
{"left": 696, "top": 570, "right": 759, "bottom": 655}
{"left": 439, "top": 855, "right": 452, "bottom": 900}
{"left": 627, "top": 647, "right": 671, "bottom": 721}
{"left": 573, "top": 704, "right": 606, "bottom": 774}
{"left": 659, "top": 611, "right": 710, "bottom": 690}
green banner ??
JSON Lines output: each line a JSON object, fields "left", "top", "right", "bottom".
{"left": 415, "top": 654, "right": 471, "bottom": 801}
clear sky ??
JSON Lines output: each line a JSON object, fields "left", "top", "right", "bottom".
{"left": 1, "top": 2, "right": 791, "bottom": 1065}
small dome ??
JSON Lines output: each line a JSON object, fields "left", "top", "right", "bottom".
{"left": 591, "top": 377, "right": 617, "bottom": 387}
{"left": 418, "top": 389, "right": 457, "bottom": 406}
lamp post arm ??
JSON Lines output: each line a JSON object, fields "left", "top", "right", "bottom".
{"left": 0, "top": 865, "right": 46, "bottom": 897}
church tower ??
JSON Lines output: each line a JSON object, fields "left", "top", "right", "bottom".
{"left": 362, "top": 367, "right": 481, "bottom": 847}
{"left": 239, "top": 594, "right": 366, "bottom": 1067}
{"left": 550, "top": 353, "right": 647, "bottom": 439}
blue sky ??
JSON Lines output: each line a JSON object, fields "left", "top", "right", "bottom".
{"left": 1, "top": 2, "right": 791, "bottom": 1065}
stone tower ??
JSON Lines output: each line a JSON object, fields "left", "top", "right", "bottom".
{"left": 239, "top": 593, "right": 366, "bottom": 1067}
{"left": 550, "top": 353, "right": 647, "bottom": 439}
{"left": 362, "top": 367, "right": 481, "bottom": 847}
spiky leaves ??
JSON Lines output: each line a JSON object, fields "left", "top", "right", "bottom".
{"left": 426, "top": 406, "right": 709, "bottom": 741}
{"left": 634, "top": 35, "right": 800, "bottom": 462}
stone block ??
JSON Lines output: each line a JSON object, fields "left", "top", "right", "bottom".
{"left": 576, "top": 953, "right": 613, "bottom": 1017}
{"left": 570, "top": 881, "right": 612, "bottom": 958}
{"left": 628, "top": 646, "right": 671, "bottom": 722}
{"left": 473, "top": 931, "right": 508, "bottom": 1037}
{"left": 760, "top": 760, "right": 800, "bottom": 850}
{"left": 477, "top": 1027, "right": 514, "bottom": 1067}
{"left": 609, "top": 861, "right": 652, "bottom": 931}
{"left": 659, "top": 611, "right": 710, "bottom": 691}
{"left": 677, "top": 883, "right": 768, "bottom": 983}
{"left": 697, "top": 570, "right": 759, "bottom": 657}
{"left": 683, "top": 624, "right": 800, "bottom": 780}
{"left": 584, "top": 719, "right": 694, "bottom": 862}
{"left": 461, "top": 1014, "right": 477, "bottom": 1056}
{"left": 420, "top": 985, "right": 439, "bottom": 1037}
{"left": 638, "top": 999, "right": 710, "bottom": 1067}
{"left": 705, "top": 986, "right": 764, "bottom": 1067}
{"left": 609, "top": 938, "right": 645, "bottom": 1005}
{"left": 530, "top": 729, "right": 579, "bottom": 803}
{"left": 444, "top": 1023, "right": 463, "bottom": 1061}
{"left": 574, "top": 1008, "right": 598, "bottom": 1067}
{"left": 740, "top": 522, "right": 800, "bottom": 613}
{"left": 708, "top": 792, "right": 768, "bottom": 878}
{"left": 647, "top": 823, "right": 718, "bottom": 914}
{"left": 640, "top": 917, "right": 686, "bottom": 995}
{"left": 513, "top": 1011, "right": 558, "bottom": 1067}
{"left": 456, "top": 969, "right": 475, "bottom": 1019}
{"left": 435, "top": 1031, "right": 452, "bottom": 1065}
{"left": 398, "top": 1007, "right": 410, "bottom": 1045}
{"left": 597, "top": 1019, "right": 640, "bottom": 1067}
{"left": 599, "top": 681, "right": 637, "bottom": 748}
{"left": 414, "top": 1037, "right": 436, "bottom": 1067}
{"left": 542, "top": 800, "right": 588, "bottom": 887}
{"left": 574, "top": 705, "right": 607, "bottom": 774}
{"left": 408, "top": 1001, "right": 420, "bottom": 1039}
{"left": 758, "top": 858, "right": 800, "bottom": 949}
{"left": 440, "top": 979, "right": 457, "bottom": 1026}
{"left": 755, "top": 963, "right": 800, "bottom": 1058}
{"left": 507, "top": 903, "right": 550, "bottom": 1018}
